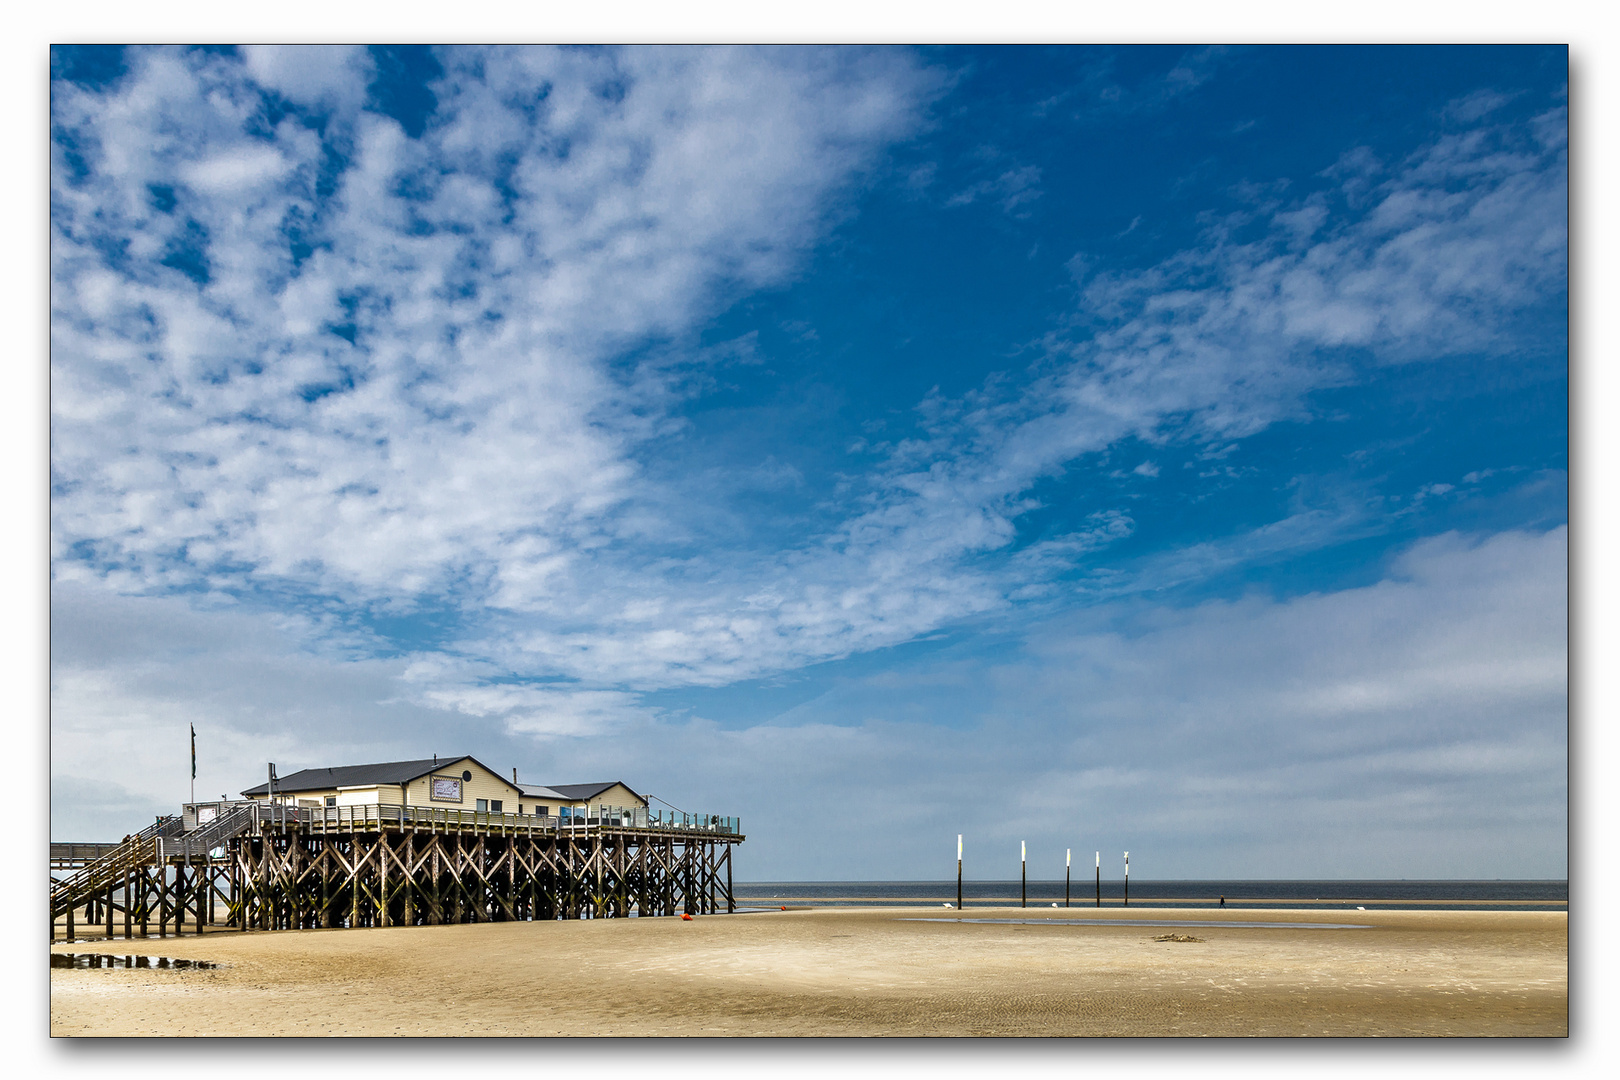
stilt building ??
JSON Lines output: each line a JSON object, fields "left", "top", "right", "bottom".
{"left": 50, "top": 755, "right": 742, "bottom": 941}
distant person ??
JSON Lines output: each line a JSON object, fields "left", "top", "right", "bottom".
{"left": 1219, "top": 895, "right": 1225, "bottom": 907}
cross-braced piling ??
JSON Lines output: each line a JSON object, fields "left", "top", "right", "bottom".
{"left": 51, "top": 803, "right": 742, "bottom": 940}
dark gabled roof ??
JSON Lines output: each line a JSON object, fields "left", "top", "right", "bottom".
{"left": 240, "top": 755, "right": 517, "bottom": 797}
{"left": 543, "top": 781, "right": 644, "bottom": 803}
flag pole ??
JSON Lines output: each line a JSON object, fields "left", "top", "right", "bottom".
{"left": 957, "top": 834, "right": 963, "bottom": 910}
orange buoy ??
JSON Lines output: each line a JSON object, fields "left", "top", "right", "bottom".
{"left": 780, "top": 905, "right": 787, "bottom": 910}
{"left": 681, "top": 913, "right": 693, "bottom": 920}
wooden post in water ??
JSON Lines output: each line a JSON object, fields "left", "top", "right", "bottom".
{"left": 1020, "top": 841, "right": 1026, "bottom": 908}
{"left": 1124, "top": 851, "right": 1129, "bottom": 907}
{"left": 956, "top": 834, "right": 963, "bottom": 910}
{"left": 1065, "top": 848, "right": 1071, "bottom": 908}
{"left": 1095, "top": 851, "right": 1100, "bottom": 908}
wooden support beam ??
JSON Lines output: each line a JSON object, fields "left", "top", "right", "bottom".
{"left": 65, "top": 818, "right": 741, "bottom": 942}
{"left": 259, "top": 838, "right": 270, "bottom": 931}
{"left": 321, "top": 841, "right": 332, "bottom": 928}
{"left": 404, "top": 833, "right": 416, "bottom": 926}
{"left": 351, "top": 837, "right": 361, "bottom": 929}
{"left": 431, "top": 843, "right": 443, "bottom": 925}
{"left": 379, "top": 832, "right": 390, "bottom": 928}
{"left": 289, "top": 830, "right": 302, "bottom": 930}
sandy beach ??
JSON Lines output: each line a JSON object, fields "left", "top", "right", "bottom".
{"left": 49, "top": 906, "right": 1567, "bottom": 1037}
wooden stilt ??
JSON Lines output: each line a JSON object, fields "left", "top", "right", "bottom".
{"left": 351, "top": 838, "right": 361, "bottom": 929}
{"left": 55, "top": 807, "right": 744, "bottom": 943}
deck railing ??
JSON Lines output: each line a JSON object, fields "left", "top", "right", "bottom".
{"left": 178, "top": 801, "right": 740, "bottom": 838}
{"left": 50, "top": 842, "right": 122, "bottom": 866}
{"left": 158, "top": 802, "right": 263, "bottom": 859}
{"left": 50, "top": 814, "right": 182, "bottom": 914}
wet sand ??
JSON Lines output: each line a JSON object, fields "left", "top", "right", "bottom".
{"left": 49, "top": 906, "right": 1567, "bottom": 1037}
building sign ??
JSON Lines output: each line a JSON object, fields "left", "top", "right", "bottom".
{"left": 430, "top": 776, "right": 463, "bottom": 802}
{"left": 196, "top": 805, "right": 217, "bottom": 824}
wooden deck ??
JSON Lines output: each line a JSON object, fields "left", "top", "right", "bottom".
{"left": 53, "top": 800, "right": 744, "bottom": 940}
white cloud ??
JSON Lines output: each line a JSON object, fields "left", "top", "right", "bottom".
{"left": 401, "top": 656, "right": 656, "bottom": 737}
{"left": 47, "top": 579, "right": 673, "bottom": 837}
{"left": 946, "top": 163, "right": 1043, "bottom": 214}
{"left": 678, "top": 98, "right": 1567, "bottom": 676}
{"left": 49, "top": 582, "right": 456, "bottom": 837}
{"left": 52, "top": 54, "right": 1566, "bottom": 772}
{"left": 1443, "top": 88, "right": 1521, "bottom": 124}
{"left": 238, "top": 44, "right": 370, "bottom": 108}
{"left": 727, "top": 526, "right": 1568, "bottom": 878}
{"left": 180, "top": 144, "right": 293, "bottom": 194}
{"left": 52, "top": 46, "right": 939, "bottom": 609}
{"left": 52, "top": 526, "right": 1563, "bottom": 878}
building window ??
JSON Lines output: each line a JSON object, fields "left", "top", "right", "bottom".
{"left": 476, "top": 799, "right": 489, "bottom": 812}
{"left": 536, "top": 805, "right": 549, "bottom": 816}
{"left": 325, "top": 796, "right": 336, "bottom": 807}
{"left": 490, "top": 800, "right": 503, "bottom": 812}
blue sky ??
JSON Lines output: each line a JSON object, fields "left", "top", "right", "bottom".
{"left": 49, "top": 45, "right": 1567, "bottom": 879}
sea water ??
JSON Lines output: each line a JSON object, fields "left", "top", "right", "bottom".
{"left": 732, "top": 880, "right": 1567, "bottom": 911}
